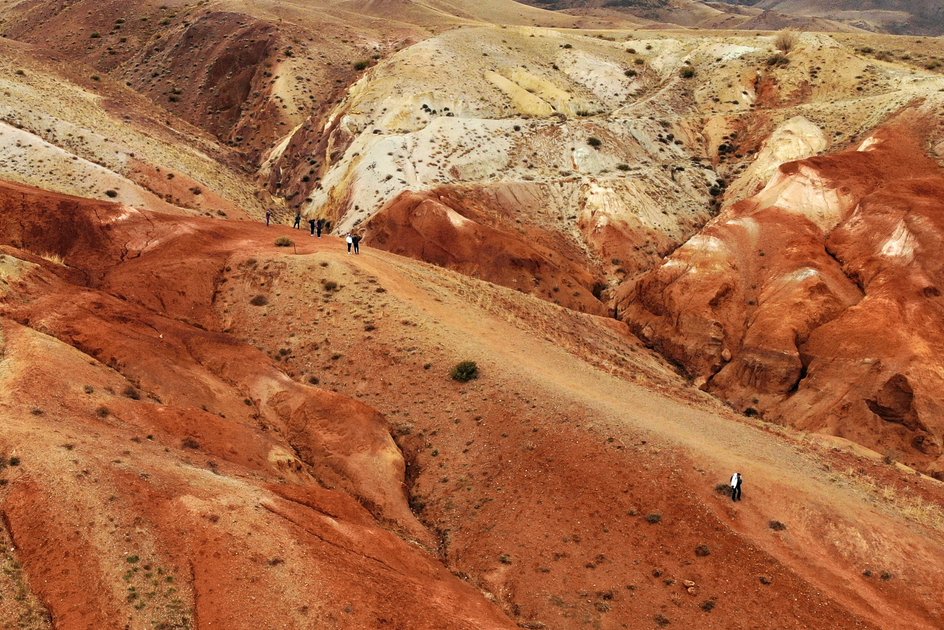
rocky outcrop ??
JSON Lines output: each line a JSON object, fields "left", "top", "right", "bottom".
{"left": 364, "top": 187, "right": 609, "bottom": 314}
{"left": 620, "top": 122, "right": 944, "bottom": 474}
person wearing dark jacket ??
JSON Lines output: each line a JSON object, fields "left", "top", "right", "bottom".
{"left": 352, "top": 233, "right": 362, "bottom": 254}
{"left": 293, "top": 211, "right": 302, "bottom": 229}
{"left": 309, "top": 218, "right": 317, "bottom": 236}
{"left": 730, "top": 472, "right": 743, "bottom": 502}
{"left": 265, "top": 209, "right": 272, "bottom": 226}
{"left": 316, "top": 218, "right": 324, "bottom": 237}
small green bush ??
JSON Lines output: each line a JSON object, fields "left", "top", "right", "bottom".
{"left": 353, "top": 60, "right": 370, "bottom": 71}
{"left": 646, "top": 513, "right": 662, "bottom": 524}
{"left": 680, "top": 67, "right": 696, "bottom": 79}
{"left": 451, "top": 361, "right": 479, "bottom": 382}
{"left": 587, "top": 136, "right": 602, "bottom": 149}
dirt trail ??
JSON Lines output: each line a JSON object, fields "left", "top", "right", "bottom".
{"left": 1, "top": 198, "right": 941, "bottom": 627}
{"left": 301, "top": 238, "right": 944, "bottom": 628}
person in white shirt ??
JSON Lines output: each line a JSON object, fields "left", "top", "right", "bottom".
{"left": 730, "top": 472, "right": 743, "bottom": 502}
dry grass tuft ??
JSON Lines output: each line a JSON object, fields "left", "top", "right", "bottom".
{"left": 775, "top": 30, "right": 799, "bottom": 53}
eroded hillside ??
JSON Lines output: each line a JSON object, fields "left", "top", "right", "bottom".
{"left": 0, "top": 178, "right": 942, "bottom": 629}
{"left": 0, "top": 1, "right": 943, "bottom": 628}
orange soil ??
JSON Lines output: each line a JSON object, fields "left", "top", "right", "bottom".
{"left": 0, "top": 178, "right": 941, "bottom": 628}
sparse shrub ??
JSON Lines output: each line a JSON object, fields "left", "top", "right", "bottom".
{"left": 307, "top": 375, "right": 320, "bottom": 385}
{"left": 275, "top": 236, "right": 293, "bottom": 247}
{"left": 105, "top": 189, "right": 118, "bottom": 198}
{"left": 123, "top": 385, "right": 141, "bottom": 400}
{"left": 654, "top": 614, "right": 670, "bottom": 627}
{"left": 624, "top": 69, "right": 637, "bottom": 78}
{"left": 774, "top": 30, "right": 798, "bottom": 53}
{"left": 616, "top": 163, "right": 630, "bottom": 171}
{"left": 322, "top": 280, "right": 338, "bottom": 292}
{"left": 880, "top": 571, "right": 893, "bottom": 581}
{"left": 353, "top": 60, "right": 370, "bottom": 71}
{"left": 8, "top": 456, "right": 20, "bottom": 467}
{"left": 759, "top": 575, "right": 773, "bottom": 585}
{"left": 91, "top": 75, "right": 101, "bottom": 82}
{"left": 766, "top": 54, "right": 790, "bottom": 68}
{"left": 679, "top": 67, "right": 696, "bottom": 79}
{"left": 769, "top": 520, "right": 787, "bottom": 531}
{"left": 126, "top": 555, "right": 140, "bottom": 564}
{"left": 84, "top": 385, "right": 94, "bottom": 394}
{"left": 646, "top": 513, "right": 662, "bottom": 524}
{"left": 181, "top": 436, "right": 200, "bottom": 450}
{"left": 90, "top": 32, "right": 101, "bottom": 39}
{"left": 249, "top": 294, "right": 268, "bottom": 306}
{"left": 96, "top": 406, "right": 110, "bottom": 418}
{"left": 701, "top": 599, "right": 716, "bottom": 612}
{"left": 409, "top": 495, "right": 426, "bottom": 514}
{"left": 695, "top": 544, "right": 711, "bottom": 557}
{"left": 587, "top": 136, "right": 602, "bottom": 149}
{"left": 499, "top": 554, "right": 512, "bottom": 564}
{"left": 451, "top": 361, "right": 479, "bottom": 382}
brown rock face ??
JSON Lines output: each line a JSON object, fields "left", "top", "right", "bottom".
{"left": 365, "top": 187, "right": 609, "bottom": 314}
{"left": 620, "top": 121, "right": 944, "bottom": 473}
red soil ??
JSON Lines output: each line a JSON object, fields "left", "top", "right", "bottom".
{"left": 0, "top": 177, "right": 941, "bottom": 629}
{"left": 619, "top": 120, "right": 944, "bottom": 476}
{"left": 365, "top": 188, "right": 608, "bottom": 315}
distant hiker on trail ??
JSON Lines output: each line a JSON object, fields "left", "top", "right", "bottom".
{"left": 265, "top": 209, "right": 272, "bottom": 226}
{"left": 309, "top": 218, "right": 317, "bottom": 236}
{"left": 346, "top": 233, "right": 354, "bottom": 254}
{"left": 730, "top": 472, "right": 743, "bottom": 502}
{"left": 316, "top": 218, "right": 324, "bottom": 237}
{"left": 352, "top": 233, "right": 362, "bottom": 254}
{"left": 293, "top": 211, "right": 301, "bottom": 230}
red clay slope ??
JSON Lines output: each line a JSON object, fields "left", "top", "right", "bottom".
{"left": 365, "top": 187, "right": 609, "bottom": 315}
{"left": 0, "top": 180, "right": 514, "bottom": 628}
{"left": 619, "top": 119, "right": 944, "bottom": 477}
{"left": 2, "top": 178, "right": 942, "bottom": 629}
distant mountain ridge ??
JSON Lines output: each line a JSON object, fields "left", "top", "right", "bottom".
{"left": 519, "top": 0, "right": 944, "bottom": 33}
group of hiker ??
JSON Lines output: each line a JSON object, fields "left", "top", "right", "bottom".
{"left": 265, "top": 209, "right": 364, "bottom": 254}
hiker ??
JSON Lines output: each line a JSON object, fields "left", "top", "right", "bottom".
{"left": 265, "top": 209, "right": 272, "bottom": 226}
{"left": 308, "top": 217, "right": 317, "bottom": 236}
{"left": 293, "top": 211, "right": 301, "bottom": 230}
{"left": 730, "top": 472, "right": 743, "bottom": 502}
{"left": 352, "top": 233, "right": 362, "bottom": 254}
{"left": 316, "top": 218, "right": 324, "bottom": 237}
{"left": 346, "top": 233, "right": 353, "bottom": 254}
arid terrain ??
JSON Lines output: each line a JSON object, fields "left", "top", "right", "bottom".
{"left": 0, "top": 1, "right": 942, "bottom": 629}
